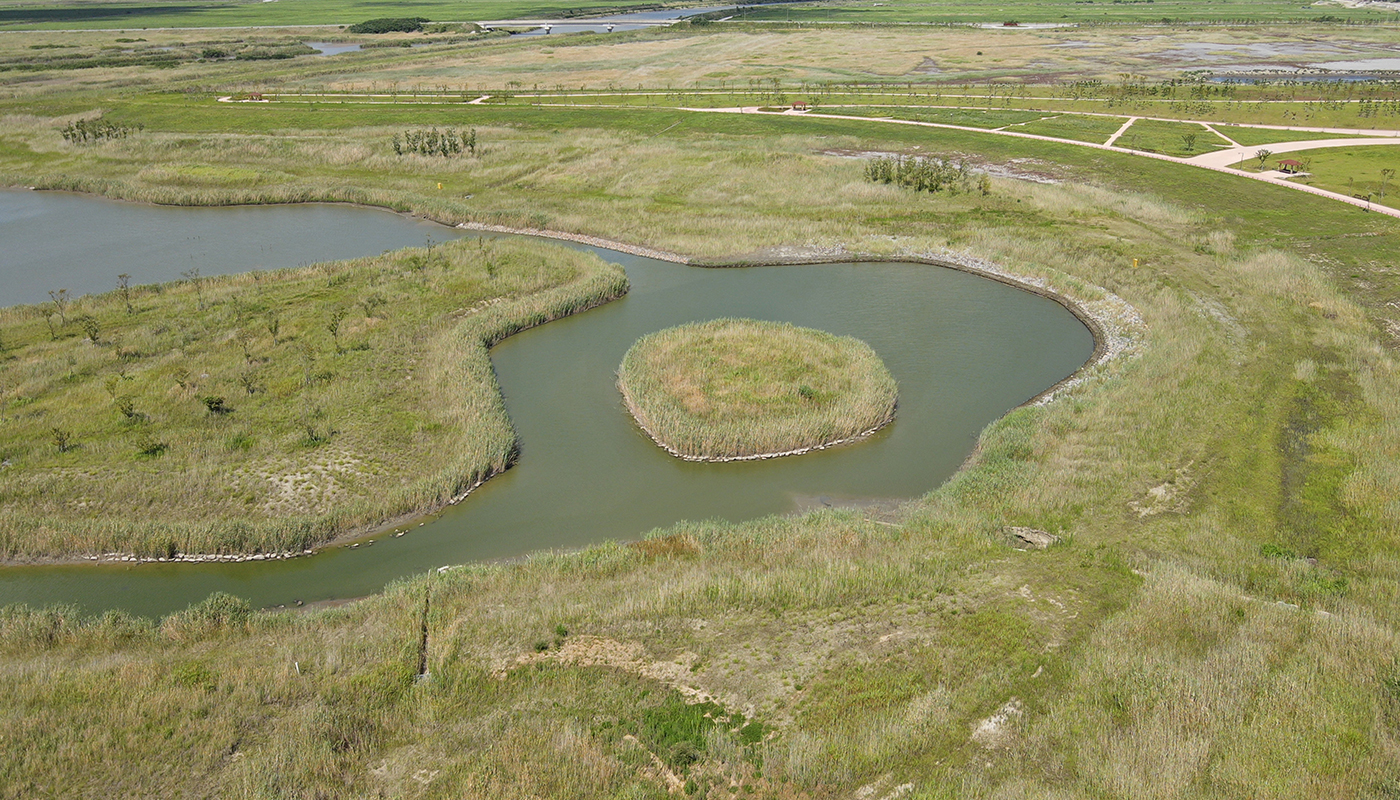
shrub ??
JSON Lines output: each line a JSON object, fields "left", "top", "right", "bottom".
{"left": 348, "top": 17, "right": 428, "bottom": 34}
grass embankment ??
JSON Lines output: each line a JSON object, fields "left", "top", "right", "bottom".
{"left": 0, "top": 237, "right": 627, "bottom": 560}
{"left": 4, "top": 71, "right": 1400, "bottom": 795}
{"left": 617, "top": 319, "right": 897, "bottom": 460}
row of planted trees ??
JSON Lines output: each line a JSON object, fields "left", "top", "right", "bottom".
{"left": 60, "top": 118, "right": 141, "bottom": 144}
{"left": 392, "top": 127, "right": 477, "bottom": 157}
{"left": 864, "top": 155, "right": 991, "bottom": 196}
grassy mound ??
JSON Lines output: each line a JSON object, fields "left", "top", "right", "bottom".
{"left": 617, "top": 319, "right": 897, "bottom": 460}
{"left": 0, "top": 237, "right": 627, "bottom": 560}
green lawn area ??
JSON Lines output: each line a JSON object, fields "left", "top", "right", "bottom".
{"left": 1119, "top": 117, "right": 1233, "bottom": 157}
{"left": 820, "top": 105, "right": 1047, "bottom": 129}
{"left": 1291, "top": 145, "right": 1400, "bottom": 209}
{"left": 1214, "top": 124, "right": 1371, "bottom": 147}
{"left": 1006, "top": 113, "right": 1128, "bottom": 143}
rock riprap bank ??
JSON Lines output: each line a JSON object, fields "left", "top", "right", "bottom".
{"left": 616, "top": 319, "right": 898, "bottom": 461}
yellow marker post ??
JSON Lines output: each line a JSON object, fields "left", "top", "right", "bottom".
{"left": 437, "top": 182, "right": 443, "bottom": 190}
{"left": 1133, "top": 258, "right": 1139, "bottom": 269}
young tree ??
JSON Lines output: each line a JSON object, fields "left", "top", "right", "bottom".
{"left": 117, "top": 273, "right": 133, "bottom": 314}
{"left": 51, "top": 427, "right": 73, "bottom": 453}
{"left": 1382, "top": 168, "right": 1395, "bottom": 198}
{"left": 48, "top": 289, "right": 70, "bottom": 326}
{"left": 235, "top": 329, "right": 255, "bottom": 364}
{"left": 327, "top": 308, "right": 348, "bottom": 354}
{"left": 78, "top": 315, "right": 99, "bottom": 343}
{"left": 238, "top": 370, "right": 261, "bottom": 396}
{"left": 181, "top": 267, "right": 205, "bottom": 311}
{"left": 360, "top": 293, "right": 387, "bottom": 318}
{"left": 1255, "top": 148, "right": 1273, "bottom": 170}
{"left": 1181, "top": 132, "right": 1197, "bottom": 152}
{"left": 265, "top": 310, "right": 281, "bottom": 345}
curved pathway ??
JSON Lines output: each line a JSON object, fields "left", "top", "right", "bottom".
{"left": 1185, "top": 137, "right": 1400, "bottom": 169}
{"left": 230, "top": 91, "right": 1400, "bottom": 219}
{"left": 681, "top": 106, "right": 1400, "bottom": 220}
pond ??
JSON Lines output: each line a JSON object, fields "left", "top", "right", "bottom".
{"left": 0, "top": 190, "right": 1095, "bottom": 617}
{"left": 304, "top": 42, "right": 362, "bottom": 56}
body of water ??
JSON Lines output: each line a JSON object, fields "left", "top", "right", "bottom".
{"left": 0, "top": 190, "right": 1094, "bottom": 617}
{"left": 304, "top": 41, "right": 362, "bottom": 56}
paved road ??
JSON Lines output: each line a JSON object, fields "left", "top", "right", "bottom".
{"left": 1185, "top": 137, "right": 1400, "bottom": 168}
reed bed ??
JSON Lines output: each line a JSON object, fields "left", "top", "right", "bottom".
{"left": 617, "top": 319, "right": 897, "bottom": 460}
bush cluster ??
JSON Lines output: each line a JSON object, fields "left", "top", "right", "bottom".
{"left": 864, "top": 155, "right": 990, "bottom": 195}
{"left": 392, "top": 127, "right": 476, "bottom": 157}
{"left": 348, "top": 17, "right": 428, "bottom": 33}
{"left": 60, "top": 118, "right": 141, "bottom": 144}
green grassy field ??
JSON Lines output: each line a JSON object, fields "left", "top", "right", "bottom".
{"left": 3, "top": 18, "right": 1400, "bottom": 799}
{"left": 821, "top": 105, "right": 1047, "bottom": 128}
{"left": 1214, "top": 124, "right": 1375, "bottom": 147}
{"left": 1004, "top": 112, "right": 1126, "bottom": 143}
{"left": 0, "top": 236, "right": 627, "bottom": 559}
{"left": 1117, "top": 117, "right": 1233, "bottom": 156}
{"left": 1290, "top": 144, "right": 1400, "bottom": 209}
{"left": 617, "top": 319, "right": 897, "bottom": 459}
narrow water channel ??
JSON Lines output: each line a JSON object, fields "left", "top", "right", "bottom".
{"left": 0, "top": 191, "right": 1095, "bottom": 617}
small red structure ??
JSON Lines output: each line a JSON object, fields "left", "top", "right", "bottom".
{"left": 249, "top": 92, "right": 263, "bottom": 101}
{"left": 1277, "top": 159, "right": 1305, "bottom": 174}
{"left": 792, "top": 101, "right": 809, "bottom": 111}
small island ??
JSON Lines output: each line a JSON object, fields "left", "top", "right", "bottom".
{"left": 616, "top": 319, "right": 898, "bottom": 461}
